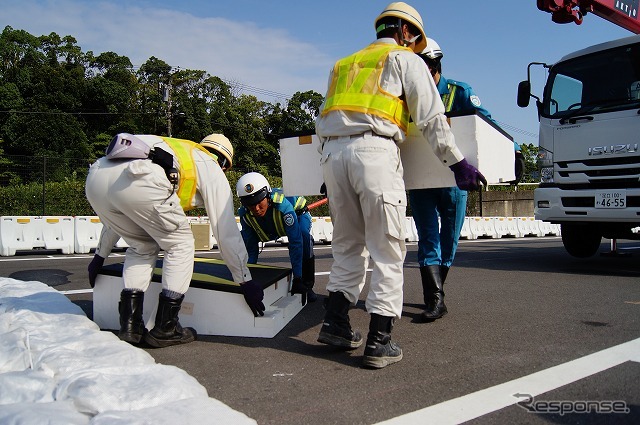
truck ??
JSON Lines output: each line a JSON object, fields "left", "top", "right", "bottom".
{"left": 517, "top": 1, "right": 640, "bottom": 257}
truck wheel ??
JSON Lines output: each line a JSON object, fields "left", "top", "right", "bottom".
{"left": 561, "top": 224, "right": 602, "bottom": 258}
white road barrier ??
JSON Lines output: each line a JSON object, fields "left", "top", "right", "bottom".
{"left": 493, "top": 216, "right": 522, "bottom": 238}
{"left": 0, "top": 216, "right": 75, "bottom": 256}
{"left": 517, "top": 216, "right": 544, "bottom": 237}
{"left": 311, "top": 216, "right": 326, "bottom": 244}
{"left": 74, "top": 216, "right": 103, "bottom": 254}
{"left": 468, "top": 217, "right": 498, "bottom": 239}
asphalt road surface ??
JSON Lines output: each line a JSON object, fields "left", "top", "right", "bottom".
{"left": 1, "top": 236, "right": 639, "bottom": 425}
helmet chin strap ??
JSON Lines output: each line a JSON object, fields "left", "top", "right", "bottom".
{"left": 397, "top": 18, "right": 420, "bottom": 48}
{"left": 403, "top": 34, "right": 421, "bottom": 47}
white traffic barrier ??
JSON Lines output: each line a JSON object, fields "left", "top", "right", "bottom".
{"left": 493, "top": 216, "right": 522, "bottom": 238}
{"left": 459, "top": 217, "right": 472, "bottom": 240}
{"left": 322, "top": 217, "right": 333, "bottom": 243}
{"left": 311, "top": 216, "right": 325, "bottom": 244}
{"left": 517, "top": 217, "right": 544, "bottom": 237}
{"left": 0, "top": 216, "right": 43, "bottom": 256}
{"left": 405, "top": 217, "right": 418, "bottom": 242}
{"left": 277, "top": 236, "right": 289, "bottom": 245}
{"left": 0, "top": 216, "right": 75, "bottom": 256}
{"left": 40, "top": 216, "right": 75, "bottom": 254}
{"left": 74, "top": 216, "right": 103, "bottom": 254}
{"left": 468, "top": 216, "right": 498, "bottom": 239}
{"left": 537, "top": 220, "right": 558, "bottom": 236}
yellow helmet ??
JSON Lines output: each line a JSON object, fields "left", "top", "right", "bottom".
{"left": 200, "top": 133, "right": 233, "bottom": 171}
{"left": 375, "top": 2, "right": 427, "bottom": 53}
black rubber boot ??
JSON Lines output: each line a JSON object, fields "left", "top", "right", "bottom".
{"left": 420, "top": 265, "right": 448, "bottom": 322}
{"left": 118, "top": 289, "right": 146, "bottom": 344}
{"left": 440, "top": 265, "right": 450, "bottom": 285}
{"left": 144, "top": 293, "right": 197, "bottom": 348}
{"left": 362, "top": 314, "right": 402, "bottom": 369}
{"left": 302, "top": 255, "right": 318, "bottom": 302}
{"left": 317, "top": 291, "right": 362, "bottom": 349}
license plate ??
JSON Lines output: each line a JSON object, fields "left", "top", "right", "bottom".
{"left": 595, "top": 190, "right": 626, "bottom": 209}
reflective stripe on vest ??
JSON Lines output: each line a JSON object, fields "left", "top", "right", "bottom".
{"left": 244, "top": 209, "right": 285, "bottom": 242}
{"left": 243, "top": 190, "right": 306, "bottom": 241}
{"left": 160, "top": 137, "right": 216, "bottom": 211}
{"left": 441, "top": 83, "right": 457, "bottom": 113}
{"left": 293, "top": 196, "right": 306, "bottom": 210}
{"left": 322, "top": 43, "right": 412, "bottom": 133}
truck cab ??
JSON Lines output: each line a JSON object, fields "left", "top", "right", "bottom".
{"left": 518, "top": 35, "right": 640, "bottom": 257}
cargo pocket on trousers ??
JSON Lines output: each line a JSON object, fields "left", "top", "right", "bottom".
{"left": 152, "top": 201, "right": 185, "bottom": 233}
{"left": 382, "top": 191, "right": 407, "bottom": 241}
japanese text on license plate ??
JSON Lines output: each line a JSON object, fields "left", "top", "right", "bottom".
{"left": 595, "top": 190, "right": 626, "bottom": 209}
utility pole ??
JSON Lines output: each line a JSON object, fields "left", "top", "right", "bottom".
{"left": 164, "top": 80, "right": 172, "bottom": 137}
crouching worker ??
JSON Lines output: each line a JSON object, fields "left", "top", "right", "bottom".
{"left": 236, "top": 172, "right": 317, "bottom": 305}
{"left": 86, "top": 133, "right": 263, "bottom": 348}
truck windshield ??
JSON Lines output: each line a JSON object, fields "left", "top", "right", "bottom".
{"left": 542, "top": 42, "right": 640, "bottom": 118}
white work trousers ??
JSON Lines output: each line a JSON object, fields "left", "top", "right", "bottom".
{"left": 320, "top": 133, "right": 407, "bottom": 318}
{"left": 85, "top": 157, "right": 195, "bottom": 294}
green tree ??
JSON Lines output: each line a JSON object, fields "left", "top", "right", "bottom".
{"left": 519, "top": 143, "right": 539, "bottom": 183}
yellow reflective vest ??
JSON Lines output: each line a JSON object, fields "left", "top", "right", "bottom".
{"left": 242, "top": 190, "right": 307, "bottom": 242}
{"left": 160, "top": 137, "right": 216, "bottom": 211}
{"left": 321, "top": 42, "right": 413, "bottom": 132}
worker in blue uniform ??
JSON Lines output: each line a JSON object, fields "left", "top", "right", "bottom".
{"left": 410, "top": 38, "right": 523, "bottom": 322}
{"left": 236, "top": 172, "right": 317, "bottom": 304}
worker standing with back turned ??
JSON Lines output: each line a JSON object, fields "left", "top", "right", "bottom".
{"left": 315, "top": 2, "right": 486, "bottom": 368}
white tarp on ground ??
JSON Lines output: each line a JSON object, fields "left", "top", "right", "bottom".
{"left": 0, "top": 277, "right": 256, "bottom": 425}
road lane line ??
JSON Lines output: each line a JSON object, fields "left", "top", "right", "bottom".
{"left": 376, "top": 337, "right": 640, "bottom": 425}
{"left": 60, "top": 289, "right": 93, "bottom": 295}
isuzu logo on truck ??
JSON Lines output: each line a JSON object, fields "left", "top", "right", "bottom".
{"left": 588, "top": 144, "right": 638, "bottom": 155}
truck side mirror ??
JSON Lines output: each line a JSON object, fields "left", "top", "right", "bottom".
{"left": 517, "top": 81, "right": 531, "bottom": 107}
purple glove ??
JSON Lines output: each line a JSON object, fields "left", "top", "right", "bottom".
{"left": 87, "top": 254, "right": 105, "bottom": 288}
{"left": 240, "top": 280, "right": 265, "bottom": 317}
{"left": 449, "top": 159, "right": 487, "bottom": 191}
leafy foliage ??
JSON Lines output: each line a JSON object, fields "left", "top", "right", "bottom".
{"left": 0, "top": 26, "right": 323, "bottom": 185}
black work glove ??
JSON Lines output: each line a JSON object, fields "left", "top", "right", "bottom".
{"left": 87, "top": 254, "right": 105, "bottom": 288}
{"left": 449, "top": 159, "right": 487, "bottom": 191}
{"left": 240, "top": 280, "right": 265, "bottom": 317}
{"left": 290, "top": 276, "right": 310, "bottom": 306}
{"left": 512, "top": 151, "right": 525, "bottom": 185}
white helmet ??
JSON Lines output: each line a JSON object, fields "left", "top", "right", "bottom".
{"left": 375, "top": 2, "right": 427, "bottom": 53}
{"left": 236, "top": 172, "right": 271, "bottom": 207}
{"left": 420, "top": 38, "right": 443, "bottom": 60}
{"left": 200, "top": 133, "right": 234, "bottom": 170}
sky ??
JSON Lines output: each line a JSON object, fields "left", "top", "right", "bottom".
{"left": 1, "top": 0, "right": 635, "bottom": 145}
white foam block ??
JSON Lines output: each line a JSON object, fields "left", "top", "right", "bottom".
{"left": 400, "top": 112, "right": 516, "bottom": 189}
{"left": 93, "top": 261, "right": 304, "bottom": 338}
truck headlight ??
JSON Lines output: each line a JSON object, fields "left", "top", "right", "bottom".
{"left": 537, "top": 148, "right": 553, "bottom": 183}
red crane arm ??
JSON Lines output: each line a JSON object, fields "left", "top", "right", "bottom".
{"left": 537, "top": 0, "right": 640, "bottom": 33}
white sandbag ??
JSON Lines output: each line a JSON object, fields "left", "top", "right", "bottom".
{"left": 34, "top": 336, "right": 155, "bottom": 376}
{"left": 91, "top": 396, "right": 257, "bottom": 425}
{"left": 0, "top": 327, "right": 31, "bottom": 372}
{"left": 0, "top": 370, "right": 55, "bottom": 404}
{"left": 0, "top": 277, "right": 256, "bottom": 424}
{"left": 55, "top": 364, "right": 208, "bottom": 415}
{"left": 0, "top": 401, "right": 90, "bottom": 425}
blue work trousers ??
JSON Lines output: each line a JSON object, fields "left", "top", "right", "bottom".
{"left": 298, "top": 211, "right": 314, "bottom": 260}
{"left": 408, "top": 187, "right": 467, "bottom": 268}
